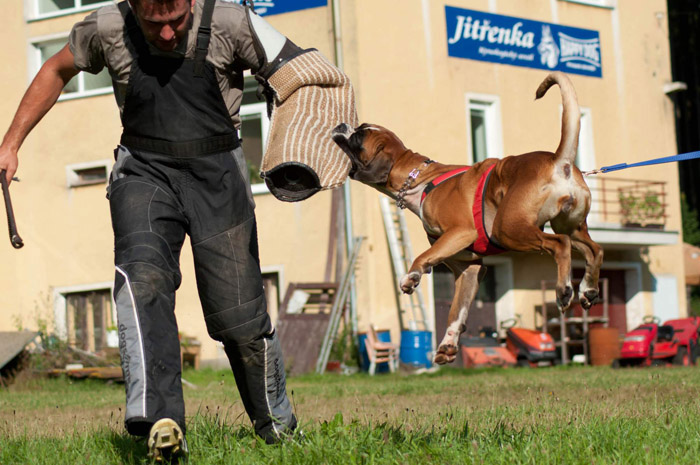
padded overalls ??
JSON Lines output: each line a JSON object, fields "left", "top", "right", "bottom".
{"left": 108, "top": 0, "right": 296, "bottom": 442}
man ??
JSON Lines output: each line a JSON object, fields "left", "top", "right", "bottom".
{"left": 0, "top": 0, "right": 302, "bottom": 459}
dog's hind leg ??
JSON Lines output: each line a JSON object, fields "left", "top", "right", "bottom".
{"left": 400, "top": 228, "right": 479, "bottom": 294}
{"left": 434, "top": 261, "right": 486, "bottom": 365}
{"left": 496, "top": 225, "right": 574, "bottom": 311}
{"left": 569, "top": 222, "right": 604, "bottom": 310}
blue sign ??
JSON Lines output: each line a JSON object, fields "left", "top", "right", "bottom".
{"left": 225, "top": 0, "right": 327, "bottom": 16}
{"left": 445, "top": 6, "right": 602, "bottom": 78}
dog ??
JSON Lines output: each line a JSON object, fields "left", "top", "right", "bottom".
{"left": 331, "top": 72, "right": 603, "bottom": 365}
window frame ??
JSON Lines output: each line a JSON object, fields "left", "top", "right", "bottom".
{"left": 261, "top": 265, "right": 284, "bottom": 324}
{"left": 575, "top": 106, "right": 596, "bottom": 173}
{"left": 465, "top": 93, "right": 503, "bottom": 165}
{"left": 239, "top": 74, "right": 274, "bottom": 196}
{"left": 27, "top": 0, "right": 113, "bottom": 22}
{"left": 573, "top": 106, "right": 602, "bottom": 223}
{"left": 66, "top": 159, "right": 112, "bottom": 188}
{"left": 29, "top": 33, "right": 113, "bottom": 101}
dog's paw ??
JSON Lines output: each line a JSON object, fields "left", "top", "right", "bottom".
{"left": 556, "top": 285, "right": 574, "bottom": 311}
{"left": 579, "top": 289, "right": 599, "bottom": 310}
{"left": 434, "top": 343, "right": 458, "bottom": 365}
{"left": 433, "top": 353, "right": 451, "bottom": 365}
{"left": 400, "top": 271, "right": 421, "bottom": 294}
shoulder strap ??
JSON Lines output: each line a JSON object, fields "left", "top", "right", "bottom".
{"left": 420, "top": 166, "right": 469, "bottom": 206}
{"left": 194, "top": 0, "right": 216, "bottom": 77}
{"left": 118, "top": 1, "right": 149, "bottom": 55}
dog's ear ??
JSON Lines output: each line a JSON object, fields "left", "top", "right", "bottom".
{"left": 353, "top": 152, "right": 394, "bottom": 184}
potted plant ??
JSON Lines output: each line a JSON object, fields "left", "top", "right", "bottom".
{"left": 619, "top": 191, "right": 643, "bottom": 228}
{"left": 618, "top": 190, "right": 664, "bottom": 229}
{"left": 640, "top": 191, "right": 664, "bottom": 229}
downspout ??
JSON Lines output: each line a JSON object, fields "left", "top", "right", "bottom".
{"left": 331, "top": 0, "right": 358, "bottom": 336}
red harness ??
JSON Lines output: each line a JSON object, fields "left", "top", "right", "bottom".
{"left": 421, "top": 164, "right": 505, "bottom": 256}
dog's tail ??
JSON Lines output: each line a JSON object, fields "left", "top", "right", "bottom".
{"left": 535, "top": 72, "right": 580, "bottom": 165}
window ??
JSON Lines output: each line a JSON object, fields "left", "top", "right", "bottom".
{"left": 66, "top": 160, "right": 111, "bottom": 187}
{"left": 31, "top": 0, "right": 111, "bottom": 20}
{"left": 64, "top": 289, "right": 114, "bottom": 353}
{"left": 466, "top": 94, "right": 503, "bottom": 164}
{"left": 241, "top": 77, "right": 270, "bottom": 194}
{"left": 54, "top": 283, "right": 115, "bottom": 353}
{"left": 32, "top": 37, "right": 112, "bottom": 100}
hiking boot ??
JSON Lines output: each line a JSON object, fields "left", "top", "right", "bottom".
{"left": 147, "top": 418, "right": 188, "bottom": 462}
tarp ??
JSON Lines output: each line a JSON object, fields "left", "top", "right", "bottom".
{"left": 0, "top": 331, "right": 39, "bottom": 370}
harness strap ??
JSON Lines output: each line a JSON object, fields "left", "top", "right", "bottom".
{"left": 194, "top": 0, "right": 216, "bottom": 77}
{"left": 470, "top": 164, "right": 505, "bottom": 255}
{"left": 423, "top": 164, "right": 505, "bottom": 256}
{"left": 420, "top": 167, "right": 470, "bottom": 205}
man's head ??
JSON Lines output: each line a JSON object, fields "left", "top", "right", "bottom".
{"left": 128, "top": 0, "right": 196, "bottom": 52}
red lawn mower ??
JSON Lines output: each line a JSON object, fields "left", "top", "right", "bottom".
{"left": 613, "top": 316, "right": 700, "bottom": 367}
{"left": 500, "top": 318, "right": 557, "bottom": 367}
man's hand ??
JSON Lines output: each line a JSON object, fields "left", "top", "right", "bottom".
{"left": 0, "top": 145, "right": 19, "bottom": 185}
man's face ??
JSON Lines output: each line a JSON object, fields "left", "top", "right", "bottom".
{"left": 130, "top": 0, "right": 195, "bottom": 52}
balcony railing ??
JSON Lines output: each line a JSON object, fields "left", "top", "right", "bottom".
{"left": 587, "top": 177, "right": 667, "bottom": 229}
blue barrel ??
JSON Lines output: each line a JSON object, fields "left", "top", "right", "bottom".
{"left": 400, "top": 330, "right": 433, "bottom": 368}
{"left": 357, "top": 329, "right": 392, "bottom": 373}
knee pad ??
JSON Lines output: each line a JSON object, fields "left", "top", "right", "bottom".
{"left": 205, "top": 294, "right": 272, "bottom": 345}
{"left": 114, "top": 231, "right": 182, "bottom": 300}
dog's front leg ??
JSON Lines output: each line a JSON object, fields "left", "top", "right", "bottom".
{"left": 434, "top": 261, "right": 486, "bottom": 365}
{"left": 400, "top": 229, "right": 478, "bottom": 294}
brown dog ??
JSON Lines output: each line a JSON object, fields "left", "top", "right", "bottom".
{"left": 332, "top": 72, "right": 603, "bottom": 365}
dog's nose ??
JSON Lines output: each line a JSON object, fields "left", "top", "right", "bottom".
{"left": 332, "top": 123, "right": 352, "bottom": 137}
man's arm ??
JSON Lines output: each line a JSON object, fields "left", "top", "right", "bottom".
{"left": 0, "top": 44, "right": 80, "bottom": 184}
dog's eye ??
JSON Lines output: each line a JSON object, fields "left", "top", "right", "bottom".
{"left": 375, "top": 144, "right": 385, "bottom": 153}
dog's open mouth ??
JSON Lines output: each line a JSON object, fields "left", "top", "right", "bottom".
{"left": 332, "top": 123, "right": 367, "bottom": 177}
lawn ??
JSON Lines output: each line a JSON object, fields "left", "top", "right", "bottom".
{"left": 1, "top": 365, "right": 700, "bottom": 464}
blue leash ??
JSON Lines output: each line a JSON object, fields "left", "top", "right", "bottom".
{"left": 582, "top": 150, "right": 700, "bottom": 176}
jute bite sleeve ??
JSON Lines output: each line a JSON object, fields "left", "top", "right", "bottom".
{"left": 260, "top": 50, "right": 358, "bottom": 202}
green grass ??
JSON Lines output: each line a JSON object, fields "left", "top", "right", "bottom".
{"left": 2, "top": 366, "right": 700, "bottom": 464}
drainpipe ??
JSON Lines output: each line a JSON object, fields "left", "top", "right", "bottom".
{"left": 331, "top": 0, "right": 358, "bottom": 336}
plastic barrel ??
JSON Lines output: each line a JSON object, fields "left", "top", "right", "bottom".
{"left": 357, "top": 329, "right": 392, "bottom": 373}
{"left": 400, "top": 330, "right": 433, "bottom": 368}
{"left": 589, "top": 327, "right": 621, "bottom": 366}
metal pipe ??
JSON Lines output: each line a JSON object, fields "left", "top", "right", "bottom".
{"left": 331, "top": 0, "right": 358, "bottom": 336}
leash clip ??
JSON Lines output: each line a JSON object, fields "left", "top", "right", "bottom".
{"left": 582, "top": 168, "right": 603, "bottom": 177}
